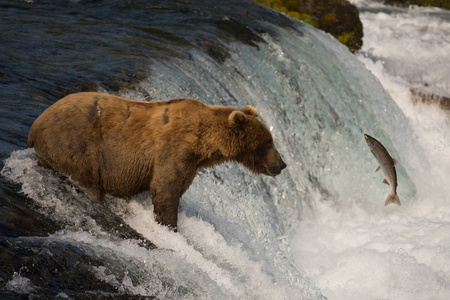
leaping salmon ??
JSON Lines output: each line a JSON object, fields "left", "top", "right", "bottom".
{"left": 364, "top": 134, "right": 401, "bottom": 206}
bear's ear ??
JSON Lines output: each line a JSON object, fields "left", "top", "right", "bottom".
{"left": 242, "top": 105, "right": 259, "bottom": 117}
{"left": 229, "top": 110, "right": 247, "bottom": 127}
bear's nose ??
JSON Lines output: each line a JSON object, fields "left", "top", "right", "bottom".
{"left": 276, "top": 150, "right": 287, "bottom": 171}
{"left": 280, "top": 159, "right": 287, "bottom": 171}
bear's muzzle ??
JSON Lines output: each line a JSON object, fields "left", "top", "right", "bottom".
{"left": 265, "top": 151, "right": 287, "bottom": 176}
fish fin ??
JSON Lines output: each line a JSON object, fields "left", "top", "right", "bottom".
{"left": 385, "top": 193, "right": 401, "bottom": 206}
{"left": 375, "top": 165, "right": 381, "bottom": 172}
{"left": 383, "top": 178, "right": 389, "bottom": 185}
{"left": 393, "top": 159, "right": 398, "bottom": 166}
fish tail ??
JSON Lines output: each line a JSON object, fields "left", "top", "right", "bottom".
{"left": 385, "top": 193, "right": 401, "bottom": 206}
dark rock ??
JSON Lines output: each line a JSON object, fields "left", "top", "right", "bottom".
{"left": 297, "top": 0, "right": 363, "bottom": 52}
{"left": 411, "top": 89, "right": 450, "bottom": 111}
{"left": 0, "top": 180, "right": 61, "bottom": 238}
{"left": 253, "top": 0, "right": 363, "bottom": 52}
{"left": 0, "top": 236, "right": 158, "bottom": 299}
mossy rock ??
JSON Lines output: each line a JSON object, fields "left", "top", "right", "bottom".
{"left": 253, "top": 0, "right": 363, "bottom": 52}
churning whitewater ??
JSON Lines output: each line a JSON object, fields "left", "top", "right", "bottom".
{"left": 292, "top": 1, "right": 450, "bottom": 299}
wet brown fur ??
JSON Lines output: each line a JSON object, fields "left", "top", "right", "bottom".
{"left": 28, "top": 92, "right": 286, "bottom": 229}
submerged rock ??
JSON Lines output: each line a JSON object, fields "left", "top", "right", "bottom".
{"left": 0, "top": 236, "right": 158, "bottom": 299}
{"left": 0, "top": 180, "right": 60, "bottom": 238}
{"left": 411, "top": 89, "right": 450, "bottom": 111}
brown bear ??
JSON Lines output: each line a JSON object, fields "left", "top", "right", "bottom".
{"left": 28, "top": 92, "right": 286, "bottom": 229}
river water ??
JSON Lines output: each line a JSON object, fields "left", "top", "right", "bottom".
{"left": 1, "top": 0, "right": 449, "bottom": 299}
{"left": 292, "top": 1, "right": 450, "bottom": 299}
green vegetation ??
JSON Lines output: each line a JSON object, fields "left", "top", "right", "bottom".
{"left": 253, "top": 0, "right": 319, "bottom": 27}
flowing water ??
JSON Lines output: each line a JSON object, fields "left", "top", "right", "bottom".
{"left": 0, "top": 0, "right": 449, "bottom": 299}
{"left": 292, "top": 1, "right": 450, "bottom": 299}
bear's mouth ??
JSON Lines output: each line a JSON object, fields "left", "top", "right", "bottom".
{"left": 264, "top": 167, "right": 282, "bottom": 177}
{"left": 263, "top": 160, "right": 287, "bottom": 177}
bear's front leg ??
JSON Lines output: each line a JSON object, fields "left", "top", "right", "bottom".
{"left": 150, "top": 163, "right": 197, "bottom": 231}
{"left": 152, "top": 193, "right": 180, "bottom": 230}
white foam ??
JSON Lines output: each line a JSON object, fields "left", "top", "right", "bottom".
{"left": 52, "top": 229, "right": 223, "bottom": 299}
{"left": 292, "top": 199, "right": 450, "bottom": 299}
{"left": 353, "top": 1, "right": 450, "bottom": 97}
{"left": 109, "top": 198, "right": 301, "bottom": 299}
{"left": 5, "top": 272, "right": 35, "bottom": 294}
{"left": 292, "top": 3, "right": 450, "bottom": 299}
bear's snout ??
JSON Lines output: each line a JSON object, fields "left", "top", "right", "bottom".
{"left": 265, "top": 150, "right": 287, "bottom": 176}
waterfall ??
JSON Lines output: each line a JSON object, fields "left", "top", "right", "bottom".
{"left": 2, "top": 0, "right": 448, "bottom": 299}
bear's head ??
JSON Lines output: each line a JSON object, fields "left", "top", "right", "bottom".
{"left": 227, "top": 106, "right": 287, "bottom": 176}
